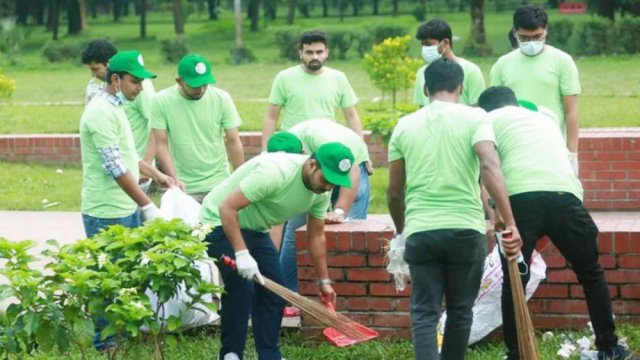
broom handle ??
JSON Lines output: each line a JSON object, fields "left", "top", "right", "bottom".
{"left": 220, "top": 255, "right": 262, "bottom": 284}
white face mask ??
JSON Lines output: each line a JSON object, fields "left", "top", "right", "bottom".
{"left": 421, "top": 44, "right": 442, "bottom": 63}
{"left": 519, "top": 40, "right": 544, "bottom": 56}
{"left": 114, "top": 77, "right": 130, "bottom": 105}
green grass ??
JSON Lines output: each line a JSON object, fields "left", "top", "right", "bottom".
{"left": 25, "top": 323, "right": 640, "bottom": 359}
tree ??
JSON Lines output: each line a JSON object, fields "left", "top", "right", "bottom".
{"left": 140, "top": 0, "right": 147, "bottom": 38}
{"left": 172, "top": 0, "right": 185, "bottom": 35}
{"left": 248, "top": 0, "right": 260, "bottom": 31}
{"left": 286, "top": 0, "right": 296, "bottom": 25}
{"left": 79, "top": 0, "right": 88, "bottom": 30}
{"left": 469, "top": 0, "right": 486, "bottom": 44}
{"left": 67, "top": 0, "right": 83, "bottom": 34}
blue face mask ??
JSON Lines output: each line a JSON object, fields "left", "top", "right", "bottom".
{"left": 115, "top": 77, "right": 130, "bottom": 105}
{"left": 519, "top": 40, "right": 544, "bottom": 56}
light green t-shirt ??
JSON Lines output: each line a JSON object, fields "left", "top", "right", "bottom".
{"left": 288, "top": 119, "right": 370, "bottom": 165}
{"left": 487, "top": 105, "right": 583, "bottom": 200}
{"left": 80, "top": 94, "right": 140, "bottom": 218}
{"left": 489, "top": 46, "right": 581, "bottom": 140}
{"left": 124, "top": 79, "right": 155, "bottom": 159}
{"left": 268, "top": 65, "right": 359, "bottom": 130}
{"left": 388, "top": 100, "right": 493, "bottom": 237}
{"left": 414, "top": 57, "right": 485, "bottom": 107}
{"left": 200, "top": 153, "right": 331, "bottom": 232}
{"left": 150, "top": 85, "right": 243, "bottom": 194}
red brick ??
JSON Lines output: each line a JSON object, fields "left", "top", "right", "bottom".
{"left": 533, "top": 284, "right": 568, "bottom": 298}
{"left": 546, "top": 300, "right": 589, "bottom": 314}
{"left": 396, "top": 298, "right": 410, "bottom": 311}
{"left": 543, "top": 255, "right": 567, "bottom": 269}
{"left": 326, "top": 255, "right": 367, "bottom": 267}
{"left": 581, "top": 161, "right": 611, "bottom": 171}
{"left": 346, "top": 297, "right": 398, "bottom": 311}
{"left": 531, "top": 314, "right": 589, "bottom": 329}
{"left": 619, "top": 255, "right": 640, "bottom": 268}
{"left": 612, "top": 161, "right": 640, "bottom": 171}
{"left": 593, "top": 152, "right": 629, "bottom": 161}
{"left": 621, "top": 285, "right": 640, "bottom": 300}
{"left": 323, "top": 231, "right": 337, "bottom": 252}
{"left": 367, "top": 254, "right": 386, "bottom": 267}
{"left": 597, "top": 171, "right": 627, "bottom": 180}
{"left": 528, "top": 299, "right": 546, "bottom": 313}
{"left": 570, "top": 284, "right": 618, "bottom": 299}
{"left": 582, "top": 180, "right": 612, "bottom": 190}
{"left": 370, "top": 283, "right": 412, "bottom": 297}
{"left": 612, "top": 300, "right": 640, "bottom": 314}
{"left": 547, "top": 269, "right": 578, "bottom": 283}
{"left": 613, "top": 201, "right": 640, "bottom": 210}
{"left": 615, "top": 232, "right": 640, "bottom": 253}
{"left": 351, "top": 231, "right": 366, "bottom": 251}
{"left": 332, "top": 282, "right": 368, "bottom": 296}
{"left": 599, "top": 254, "right": 617, "bottom": 269}
{"left": 584, "top": 200, "right": 614, "bottom": 210}
{"left": 336, "top": 231, "right": 351, "bottom": 252}
{"left": 365, "top": 232, "right": 384, "bottom": 252}
{"left": 613, "top": 180, "right": 640, "bottom": 190}
{"left": 297, "top": 267, "right": 344, "bottom": 281}
{"left": 598, "top": 232, "right": 615, "bottom": 253}
{"left": 595, "top": 191, "right": 629, "bottom": 200}
{"left": 606, "top": 270, "right": 640, "bottom": 284}
{"left": 623, "top": 139, "right": 640, "bottom": 151}
{"left": 376, "top": 328, "right": 412, "bottom": 340}
{"left": 371, "top": 313, "right": 411, "bottom": 328}
{"left": 347, "top": 268, "right": 391, "bottom": 282}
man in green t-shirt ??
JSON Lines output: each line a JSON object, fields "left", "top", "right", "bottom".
{"left": 413, "top": 19, "right": 485, "bottom": 107}
{"left": 151, "top": 54, "right": 244, "bottom": 203}
{"left": 261, "top": 30, "right": 363, "bottom": 150}
{"left": 387, "top": 59, "right": 520, "bottom": 360}
{"left": 490, "top": 5, "right": 581, "bottom": 176}
{"left": 478, "top": 86, "right": 629, "bottom": 360}
{"left": 200, "top": 142, "right": 354, "bottom": 360}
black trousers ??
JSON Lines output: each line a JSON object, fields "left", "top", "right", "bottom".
{"left": 502, "top": 191, "right": 618, "bottom": 359}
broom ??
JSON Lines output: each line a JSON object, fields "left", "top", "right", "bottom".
{"left": 220, "top": 255, "right": 377, "bottom": 343}
{"left": 499, "top": 230, "right": 540, "bottom": 360}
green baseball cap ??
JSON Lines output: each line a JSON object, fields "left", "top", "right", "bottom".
{"left": 517, "top": 99, "right": 538, "bottom": 112}
{"left": 108, "top": 50, "right": 156, "bottom": 79}
{"left": 267, "top": 131, "right": 303, "bottom": 154}
{"left": 315, "top": 142, "right": 354, "bottom": 188}
{"left": 178, "top": 54, "right": 216, "bottom": 87}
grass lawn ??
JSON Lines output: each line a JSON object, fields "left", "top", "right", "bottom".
{"left": 24, "top": 323, "right": 640, "bottom": 359}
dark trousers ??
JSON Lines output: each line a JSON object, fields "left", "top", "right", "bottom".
{"left": 205, "top": 227, "right": 286, "bottom": 360}
{"left": 404, "top": 229, "right": 486, "bottom": 360}
{"left": 502, "top": 192, "right": 618, "bottom": 360}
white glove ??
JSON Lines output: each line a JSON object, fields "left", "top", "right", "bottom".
{"left": 235, "top": 250, "right": 265, "bottom": 285}
{"left": 569, "top": 152, "right": 579, "bottom": 177}
{"left": 141, "top": 202, "right": 162, "bottom": 222}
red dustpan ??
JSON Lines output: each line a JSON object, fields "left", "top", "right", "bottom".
{"left": 321, "top": 300, "right": 379, "bottom": 347}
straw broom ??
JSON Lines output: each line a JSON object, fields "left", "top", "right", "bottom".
{"left": 220, "top": 256, "right": 372, "bottom": 342}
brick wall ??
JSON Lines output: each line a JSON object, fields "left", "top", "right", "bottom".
{"left": 0, "top": 129, "right": 638, "bottom": 210}
{"left": 296, "top": 213, "right": 640, "bottom": 339}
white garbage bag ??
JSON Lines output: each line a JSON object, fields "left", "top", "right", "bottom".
{"left": 159, "top": 186, "right": 202, "bottom": 226}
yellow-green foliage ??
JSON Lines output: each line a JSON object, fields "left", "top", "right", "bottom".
{"left": 363, "top": 36, "right": 422, "bottom": 108}
{"left": 0, "top": 68, "right": 15, "bottom": 100}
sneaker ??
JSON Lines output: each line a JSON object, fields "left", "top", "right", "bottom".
{"left": 283, "top": 306, "right": 300, "bottom": 317}
{"left": 598, "top": 344, "right": 635, "bottom": 360}
{"left": 219, "top": 353, "right": 240, "bottom": 360}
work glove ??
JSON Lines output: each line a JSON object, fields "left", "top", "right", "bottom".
{"left": 141, "top": 202, "right": 162, "bottom": 222}
{"left": 569, "top": 152, "right": 579, "bottom": 177}
{"left": 235, "top": 250, "right": 265, "bottom": 285}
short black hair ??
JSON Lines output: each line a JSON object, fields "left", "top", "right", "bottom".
{"left": 415, "top": 19, "right": 453, "bottom": 47}
{"left": 299, "top": 30, "right": 328, "bottom": 49}
{"left": 478, "top": 86, "right": 518, "bottom": 112}
{"left": 423, "top": 58, "right": 463, "bottom": 96}
{"left": 81, "top": 39, "right": 117, "bottom": 65}
{"left": 105, "top": 70, "right": 129, "bottom": 85}
{"left": 508, "top": 29, "right": 518, "bottom": 49}
{"left": 513, "top": 5, "right": 548, "bottom": 30}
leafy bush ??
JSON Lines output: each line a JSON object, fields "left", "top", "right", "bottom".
{"left": 0, "top": 18, "right": 26, "bottom": 64}
{"left": 371, "top": 24, "right": 408, "bottom": 44}
{"left": 546, "top": 18, "right": 574, "bottom": 51}
{"left": 0, "top": 68, "right": 14, "bottom": 100}
{"left": 574, "top": 18, "right": 615, "bottom": 55}
{"left": 363, "top": 36, "right": 422, "bottom": 108}
{"left": 160, "top": 36, "right": 189, "bottom": 64}
{"left": 615, "top": 17, "right": 640, "bottom": 54}
{"left": 355, "top": 31, "right": 373, "bottom": 58}
{"left": 362, "top": 104, "right": 415, "bottom": 145}
{"left": 274, "top": 28, "right": 301, "bottom": 61}
{"left": 328, "top": 30, "right": 356, "bottom": 60}
{"left": 411, "top": 4, "right": 427, "bottom": 22}
{"left": 42, "top": 38, "right": 86, "bottom": 63}
{"left": 229, "top": 45, "right": 256, "bottom": 64}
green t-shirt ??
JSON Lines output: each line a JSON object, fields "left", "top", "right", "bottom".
{"left": 489, "top": 46, "right": 581, "bottom": 140}
{"left": 80, "top": 94, "right": 140, "bottom": 218}
{"left": 414, "top": 57, "right": 485, "bottom": 107}
{"left": 388, "top": 100, "right": 493, "bottom": 237}
{"left": 200, "top": 153, "right": 331, "bottom": 232}
{"left": 487, "top": 105, "right": 583, "bottom": 200}
{"left": 268, "top": 65, "right": 359, "bottom": 130}
{"left": 124, "top": 78, "right": 156, "bottom": 159}
{"left": 150, "top": 85, "right": 243, "bottom": 194}
{"left": 288, "top": 119, "right": 370, "bottom": 165}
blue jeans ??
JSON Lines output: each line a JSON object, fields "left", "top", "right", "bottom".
{"left": 205, "top": 227, "right": 286, "bottom": 360}
{"left": 81, "top": 211, "right": 141, "bottom": 351}
{"left": 279, "top": 163, "right": 370, "bottom": 292}
{"left": 404, "top": 229, "right": 486, "bottom": 360}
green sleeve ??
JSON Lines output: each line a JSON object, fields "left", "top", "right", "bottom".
{"left": 338, "top": 72, "right": 359, "bottom": 108}
{"left": 388, "top": 122, "right": 404, "bottom": 162}
{"left": 220, "top": 91, "right": 243, "bottom": 130}
{"left": 86, "top": 111, "right": 120, "bottom": 148}
{"left": 308, "top": 193, "right": 330, "bottom": 220}
{"left": 559, "top": 55, "right": 581, "bottom": 96}
{"left": 149, "top": 95, "right": 167, "bottom": 130}
{"left": 268, "top": 73, "right": 286, "bottom": 106}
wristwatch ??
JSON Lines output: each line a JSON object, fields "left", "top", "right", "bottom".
{"left": 334, "top": 208, "right": 345, "bottom": 216}
{"left": 316, "top": 279, "right": 333, "bottom": 286}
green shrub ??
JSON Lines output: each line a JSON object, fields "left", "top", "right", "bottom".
{"left": 356, "top": 31, "right": 373, "bottom": 58}
{"left": 462, "top": 39, "right": 493, "bottom": 57}
{"left": 546, "top": 18, "right": 574, "bottom": 51}
{"left": 229, "top": 45, "right": 256, "bottom": 64}
{"left": 159, "top": 36, "right": 189, "bottom": 64}
{"left": 0, "top": 18, "right": 26, "bottom": 64}
{"left": 615, "top": 17, "right": 640, "bottom": 54}
{"left": 574, "top": 18, "right": 615, "bottom": 55}
{"left": 274, "top": 28, "right": 301, "bottom": 61}
{"left": 411, "top": 4, "right": 427, "bottom": 22}
{"left": 371, "top": 24, "right": 408, "bottom": 44}
{"left": 328, "top": 30, "right": 356, "bottom": 60}
{"left": 0, "top": 68, "right": 14, "bottom": 100}
{"left": 41, "top": 38, "right": 86, "bottom": 63}
{"left": 362, "top": 104, "right": 414, "bottom": 145}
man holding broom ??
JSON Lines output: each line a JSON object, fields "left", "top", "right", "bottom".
{"left": 478, "top": 86, "right": 631, "bottom": 360}
{"left": 387, "top": 59, "right": 520, "bottom": 360}
{"left": 200, "top": 142, "right": 355, "bottom": 360}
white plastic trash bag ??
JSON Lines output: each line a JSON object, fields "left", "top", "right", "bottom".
{"left": 438, "top": 247, "right": 547, "bottom": 345}
{"left": 160, "top": 186, "right": 202, "bottom": 226}
{"left": 386, "top": 234, "right": 410, "bottom": 291}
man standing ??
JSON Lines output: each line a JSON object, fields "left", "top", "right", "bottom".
{"left": 200, "top": 143, "right": 354, "bottom": 360}
{"left": 275, "top": 119, "right": 371, "bottom": 293}
{"left": 80, "top": 50, "right": 172, "bottom": 240}
{"left": 261, "top": 30, "right": 363, "bottom": 150}
{"left": 387, "top": 59, "right": 520, "bottom": 360}
{"left": 413, "top": 19, "right": 485, "bottom": 107}
{"left": 151, "top": 54, "right": 244, "bottom": 203}
{"left": 490, "top": 5, "right": 581, "bottom": 174}
{"left": 478, "top": 86, "right": 629, "bottom": 360}
{"left": 81, "top": 40, "right": 157, "bottom": 172}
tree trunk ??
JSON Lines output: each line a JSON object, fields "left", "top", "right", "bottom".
{"left": 248, "top": 0, "right": 260, "bottom": 31}
{"left": 286, "top": 0, "right": 295, "bottom": 25}
{"left": 234, "top": 0, "right": 243, "bottom": 47}
{"left": 90, "top": 0, "right": 98, "bottom": 18}
{"left": 113, "top": 0, "right": 122, "bottom": 21}
{"left": 207, "top": 0, "right": 218, "bottom": 19}
{"left": 391, "top": 0, "right": 398, "bottom": 16}
{"left": 34, "top": 0, "right": 46, "bottom": 25}
{"left": 352, "top": 0, "right": 359, "bottom": 16}
{"left": 372, "top": 0, "right": 378, "bottom": 15}
{"left": 470, "top": 0, "right": 486, "bottom": 44}
{"left": 139, "top": 0, "right": 147, "bottom": 38}
{"left": 594, "top": 0, "right": 615, "bottom": 21}
{"left": 67, "top": 0, "right": 82, "bottom": 34}
{"left": 79, "top": 0, "right": 88, "bottom": 30}
{"left": 16, "top": 0, "right": 30, "bottom": 25}
{"left": 321, "top": 0, "right": 328, "bottom": 17}
{"left": 51, "top": 0, "right": 61, "bottom": 39}
{"left": 172, "top": 0, "right": 185, "bottom": 35}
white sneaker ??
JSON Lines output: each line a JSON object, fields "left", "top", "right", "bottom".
{"left": 219, "top": 353, "right": 239, "bottom": 360}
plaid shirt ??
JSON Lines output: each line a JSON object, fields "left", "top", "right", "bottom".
{"left": 96, "top": 90, "right": 128, "bottom": 178}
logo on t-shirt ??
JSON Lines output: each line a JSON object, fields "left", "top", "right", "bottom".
{"left": 338, "top": 159, "right": 351, "bottom": 172}
{"left": 137, "top": 54, "right": 145, "bottom": 66}
{"left": 195, "top": 62, "right": 207, "bottom": 75}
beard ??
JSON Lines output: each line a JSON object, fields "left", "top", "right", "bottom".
{"left": 305, "top": 59, "right": 323, "bottom": 71}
